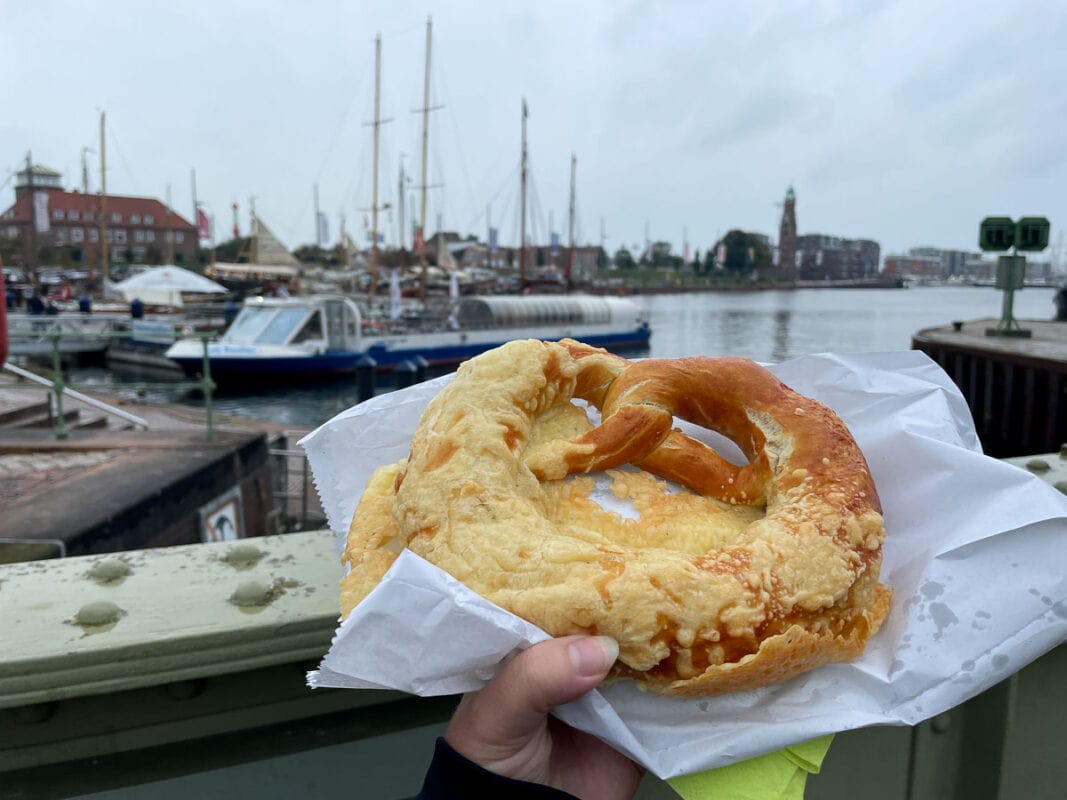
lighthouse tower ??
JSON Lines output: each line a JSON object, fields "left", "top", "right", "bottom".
{"left": 777, "top": 186, "right": 797, "bottom": 283}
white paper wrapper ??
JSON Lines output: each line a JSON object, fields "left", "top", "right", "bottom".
{"left": 303, "top": 350, "right": 1067, "bottom": 779}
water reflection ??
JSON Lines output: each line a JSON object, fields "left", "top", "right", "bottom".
{"left": 771, "top": 309, "right": 792, "bottom": 363}
{"left": 63, "top": 286, "right": 1058, "bottom": 429}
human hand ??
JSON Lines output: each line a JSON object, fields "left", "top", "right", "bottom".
{"left": 444, "top": 635, "right": 643, "bottom": 800}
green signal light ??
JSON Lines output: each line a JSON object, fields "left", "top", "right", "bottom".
{"left": 979, "top": 217, "right": 1016, "bottom": 252}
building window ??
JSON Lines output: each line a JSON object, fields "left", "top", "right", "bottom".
{"left": 69, "top": 210, "right": 80, "bottom": 221}
{"left": 146, "top": 230, "right": 155, "bottom": 242}
{"left": 133, "top": 246, "right": 145, "bottom": 260}
{"left": 71, "top": 227, "right": 85, "bottom": 242}
{"left": 53, "top": 209, "right": 65, "bottom": 220}
{"left": 114, "top": 229, "right": 127, "bottom": 244}
{"left": 55, "top": 228, "right": 67, "bottom": 244}
{"left": 90, "top": 228, "right": 99, "bottom": 242}
{"left": 111, "top": 212, "right": 122, "bottom": 223}
{"left": 130, "top": 214, "right": 141, "bottom": 224}
{"left": 144, "top": 214, "right": 154, "bottom": 224}
{"left": 175, "top": 232, "right": 184, "bottom": 243}
{"left": 5, "top": 225, "right": 18, "bottom": 238}
{"left": 134, "top": 230, "right": 145, "bottom": 242}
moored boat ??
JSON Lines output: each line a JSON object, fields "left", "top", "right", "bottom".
{"left": 164, "top": 293, "right": 651, "bottom": 383}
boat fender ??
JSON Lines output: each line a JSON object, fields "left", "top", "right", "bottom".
{"left": 411, "top": 355, "right": 430, "bottom": 383}
{"left": 395, "top": 360, "right": 418, "bottom": 390}
{"left": 356, "top": 355, "right": 377, "bottom": 402}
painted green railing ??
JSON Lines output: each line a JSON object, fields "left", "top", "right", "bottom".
{"left": 6, "top": 329, "right": 217, "bottom": 439}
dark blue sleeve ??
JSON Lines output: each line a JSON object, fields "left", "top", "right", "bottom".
{"left": 416, "top": 737, "right": 580, "bottom": 799}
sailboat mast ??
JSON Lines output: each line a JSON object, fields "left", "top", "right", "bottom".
{"left": 418, "top": 16, "right": 433, "bottom": 303}
{"left": 166, "top": 184, "right": 174, "bottom": 264}
{"left": 250, "top": 196, "right": 258, "bottom": 263}
{"left": 567, "top": 152, "right": 576, "bottom": 291}
{"left": 519, "top": 98, "right": 528, "bottom": 293}
{"left": 313, "top": 183, "right": 320, "bottom": 248}
{"left": 191, "top": 168, "right": 198, "bottom": 237}
{"left": 25, "top": 152, "right": 38, "bottom": 278}
{"left": 397, "top": 156, "right": 406, "bottom": 258}
{"left": 370, "top": 32, "right": 382, "bottom": 300}
{"left": 99, "top": 112, "right": 109, "bottom": 282}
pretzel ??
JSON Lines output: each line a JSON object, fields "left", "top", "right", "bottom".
{"left": 340, "top": 339, "right": 890, "bottom": 696}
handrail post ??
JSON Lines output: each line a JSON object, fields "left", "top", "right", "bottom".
{"left": 49, "top": 332, "right": 68, "bottom": 441}
{"left": 201, "top": 335, "right": 214, "bottom": 440}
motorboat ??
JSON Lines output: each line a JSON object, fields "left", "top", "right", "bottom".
{"left": 164, "top": 294, "right": 651, "bottom": 383}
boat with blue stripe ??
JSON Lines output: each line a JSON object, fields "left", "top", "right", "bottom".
{"left": 164, "top": 294, "right": 650, "bottom": 383}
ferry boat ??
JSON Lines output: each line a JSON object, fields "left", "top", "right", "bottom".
{"left": 164, "top": 294, "right": 651, "bottom": 383}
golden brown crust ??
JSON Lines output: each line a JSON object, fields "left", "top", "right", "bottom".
{"left": 340, "top": 339, "right": 891, "bottom": 696}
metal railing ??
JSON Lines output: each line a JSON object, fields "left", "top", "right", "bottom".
{"left": 268, "top": 430, "right": 322, "bottom": 532}
{"left": 5, "top": 329, "right": 217, "bottom": 440}
{"left": 3, "top": 361, "right": 150, "bottom": 431}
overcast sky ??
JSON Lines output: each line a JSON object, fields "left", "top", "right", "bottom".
{"left": 2, "top": 0, "right": 1064, "bottom": 262}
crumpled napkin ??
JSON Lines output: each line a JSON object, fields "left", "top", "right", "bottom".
{"left": 668, "top": 735, "right": 834, "bottom": 800}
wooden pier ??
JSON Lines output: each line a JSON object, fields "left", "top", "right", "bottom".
{"left": 913, "top": 317, "right": 1067, "bottom": 458}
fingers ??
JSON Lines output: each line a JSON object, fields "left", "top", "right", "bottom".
{"left": 446, "top": 636, "right": 618, "bottom": 758}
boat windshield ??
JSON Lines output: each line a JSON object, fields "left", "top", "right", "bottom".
{"left": 256, "top": 307, "right": 311, "bottom": 345}
{"left": 221, "top": 305, "right": 311, "bottom": 345}
{"left": 222, "top": 306, "right": 276, "bottom": 344}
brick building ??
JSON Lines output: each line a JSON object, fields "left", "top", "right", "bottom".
{"left": 795, "top": 234, "right": 880, "bottom": 280}
{"left": 1, "top": 163, "right": 197, "bottom": 273}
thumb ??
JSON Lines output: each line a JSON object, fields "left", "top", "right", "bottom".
{"left": 448, "top": 636, "right": 619, "bottom": 752}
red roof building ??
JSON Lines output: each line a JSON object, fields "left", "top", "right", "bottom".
{"left": 1, "top": 164, "right": 197, "bottom": 273}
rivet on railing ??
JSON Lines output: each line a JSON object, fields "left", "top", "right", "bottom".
{"left": 72, "top": 600, "right": 126, "bottom": 630}
{"left": 87, "top": 559, "right": 132, "bottom": 584}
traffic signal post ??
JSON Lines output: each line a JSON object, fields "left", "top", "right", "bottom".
{"left": 979, "top": 216, "right": 1050, "bottom": 338}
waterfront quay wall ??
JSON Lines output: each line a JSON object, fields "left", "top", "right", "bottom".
{"left": 1, "top": 428, "right": 276, "bottom": 560}
{"left": 913, "top": 318, "right": 1067, "bottom": 458}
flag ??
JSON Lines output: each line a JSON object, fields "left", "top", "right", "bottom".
{"left": 317, "top": 212, "right": 329, "bottom": 246}
{"left": 488, "top": 227, "right": 498, "bottom": 254}
{"left": 196, "top": 208, "right": 212, "bottom": 242}
{"left": 683, "top": 242, "right": 690, "bottom": 262}
{"left": 550, "top": 232, "right": 560, "bottom": 257}
{"left": 449, "top": 271, "right": 459, "bottom": 300}
{"left": 795, "top": 250, "right": 804, "bottom": 268}
{"left": 716, "top": 243, "right": 726, "bottom": 265}
{"left": 33, "top": 192, "right": 50, "bottom": 233}
{"left": 414, "top": 226, "right": 424, "bottom": 253}
{"left": 389, "top": 268, "right": 402, "bottom": 321}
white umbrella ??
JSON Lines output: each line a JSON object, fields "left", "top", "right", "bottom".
{"left": 114, "top": 266, "right": 227, "bottom": 294}
{"left": 114, "top": 266, "right": 227, "bottom": 307}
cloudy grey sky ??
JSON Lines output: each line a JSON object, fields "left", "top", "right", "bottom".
{"left": 2, "top": 0, "right": 1065, "bottom": 261}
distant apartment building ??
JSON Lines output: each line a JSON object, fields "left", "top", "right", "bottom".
{"left": 1, "top": 163, "right": 197, "bottom": 271}
{"left": 883, "top": 247, "right": 988, "bottom": 281}
{"left": 774, "top": 186, "right": 879, "bottom": 280}
{"left": 795, "top": 234, "right": 880, "bottom": 280}
{"left": 882, "top": 254, "right": 944, "bottom": 279}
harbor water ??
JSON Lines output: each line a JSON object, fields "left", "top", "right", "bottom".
{"left": 66, "top": 285, "right": 1060, "bottom": 430}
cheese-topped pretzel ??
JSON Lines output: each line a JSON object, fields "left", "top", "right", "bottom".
{"left": 340, "top": 339, "right": 891, "bottom": 696}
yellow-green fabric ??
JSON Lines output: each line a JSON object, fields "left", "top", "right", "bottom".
{"left": 667, "top": 735, "right": 834, "bottom": 800}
